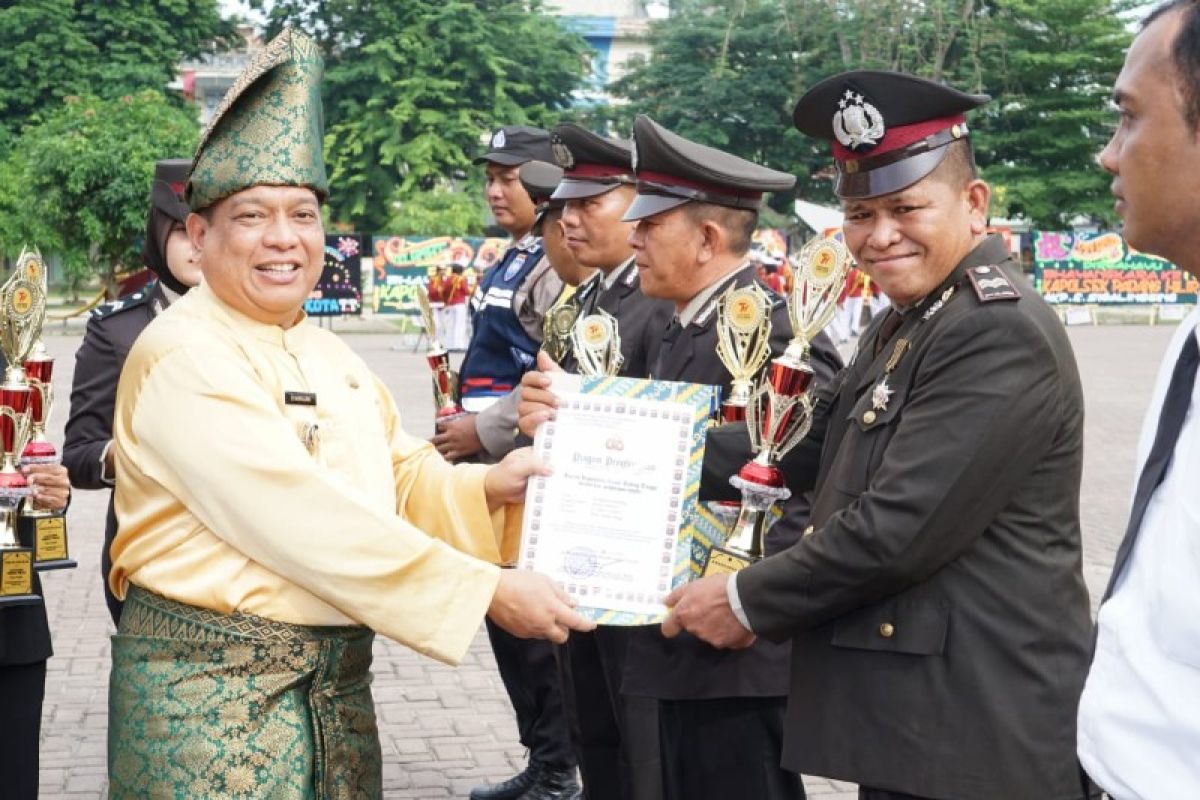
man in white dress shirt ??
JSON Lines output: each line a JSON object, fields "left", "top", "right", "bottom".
{"left": 1077, "top": 2, "right": 1200, "bottom": 796}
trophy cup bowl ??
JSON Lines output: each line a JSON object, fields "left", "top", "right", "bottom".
{"left": 22, "top": 350, "right": 57, "bottom": 464}
{"left": 416, "top": 284, "right": 467, "bottom": 423}
{"left": 715, "top": 284, "right": 773, "bottom": 424}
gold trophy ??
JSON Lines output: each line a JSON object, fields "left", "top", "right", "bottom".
{"left": 0, "top": 249, "right": 45, "bottom": 604}
{"left": 415, "top": 283, "right": 467, "bottom": 424}
{"left": 571, "top": 310, "right": 623, "bottom": 377}
{"left": 15, "top": 251, "right": 75, "bottom": 570}
{"left": 703, "top": 237, "right": 853, "bottom": 575}
{"left": 714, "top": 284, "right": 773, "bottom": 423}
{"left": 541, "top": 296, "right": 581, "bottom": 366}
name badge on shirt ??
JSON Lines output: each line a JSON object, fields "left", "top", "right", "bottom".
{"left": 285, "top": 391, "right": 317, "bottom": 407}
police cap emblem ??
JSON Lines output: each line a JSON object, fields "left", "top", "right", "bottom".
{"left": 833, "top": 88, "right": 885, "bottom": 152}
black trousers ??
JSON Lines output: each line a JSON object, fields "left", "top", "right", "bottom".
{"left": 0, "top": 660, "right": 47, "bottom": 800}
{"left": 858, "top": 790, "right": 933, "bottom": 800}
{"left": 485, "top": 616, "right": 575, "bottom": 768}
{"left": 659, "top": 696, "right": 804, "bottom": 800}
{"left": 558, "top": 627, "right": 662, "bottom": 800}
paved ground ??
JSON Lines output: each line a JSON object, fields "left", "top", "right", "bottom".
{"left": 31, "top": 322, "right": 1178, "bottom": 799}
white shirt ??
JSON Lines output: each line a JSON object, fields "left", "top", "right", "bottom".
{"left": 1077, "top": 309, "right": 1200, "bottom": 799}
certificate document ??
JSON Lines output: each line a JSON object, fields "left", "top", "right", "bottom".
{"left": 518, "top": 375, "right": 717, "bottom": 624}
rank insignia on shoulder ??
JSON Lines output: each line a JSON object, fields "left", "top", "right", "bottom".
{"left": 967, "top": 265, "right": 1021, "bottom": 303}
{"left": 91, "top": 289, "right": 151, "bottom": 319}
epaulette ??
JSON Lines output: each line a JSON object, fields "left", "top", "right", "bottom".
{"left": 91, "top": 288, "right": 153, "bottom": 320}
{"left": 514, "top": 233, "right": 542, "bottom": 253}
{"left": 966, "top": 265, "right": 1021, "bottom": 303}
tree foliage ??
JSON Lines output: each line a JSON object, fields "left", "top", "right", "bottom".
{"left": 258, "top": 0, "right": 589, "bottom": 233}
{"left": 0, "top": 92, "right": 199, "bottom": 295}
{"left": 606, "top": 0, "right": 1131, "bottom": 227}
{"left": 0, "top": 0, "right": 233, "bottom": 141}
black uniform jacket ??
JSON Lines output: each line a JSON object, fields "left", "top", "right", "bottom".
{"left": 623, "top": 263, "right": 842, "bottom": 701}
{"left": 62, "top": 283, "right": 163, "bottom": 625}
{"left": 562, "top": 259, "right": 675, "bottom": 378}
{"left": 703, "top": 237, "right": 1093, "bottom": 799}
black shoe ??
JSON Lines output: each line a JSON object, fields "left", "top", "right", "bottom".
{"left": 469, "top": 763, "right": 541, "bottom": 800}
{"left": 517, "top": 766, "right": 581, "bottom": 800}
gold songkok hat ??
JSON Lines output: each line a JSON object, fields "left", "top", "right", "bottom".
{"left": 186, "top": 27, "right": 328, "bottom": 211}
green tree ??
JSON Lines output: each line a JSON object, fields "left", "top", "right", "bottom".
{"left": 260, "top": 0, "right": 589, "bottom": 232}
{"left": 0, "top": 0, "right": 233, "bottom": 140}
{"left": 606, "top": 0, "right": 1128, "bottom": 226}
{"left": 0, "top": 91, "right": 200, "bottom": 297}
{"left": 969, "top": 0, "right": 1131, "bottom": 226}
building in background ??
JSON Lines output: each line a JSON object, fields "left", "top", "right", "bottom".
{"left": 550, "top": 0, "right": 663, "bottom": 105}
{"left": 173, "top": 26, "right": 263, "bottom": 127}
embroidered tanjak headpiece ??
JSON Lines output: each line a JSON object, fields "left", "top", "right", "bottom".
{"left": 186, "top": 28, "right": 328, "bottom": 211}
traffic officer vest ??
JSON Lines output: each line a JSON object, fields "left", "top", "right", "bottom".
{"left": 459, "top": 234, "right": 543, "bottom": 411}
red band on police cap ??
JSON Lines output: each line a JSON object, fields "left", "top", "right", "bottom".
{"left": 636, "top": 170, "right": 763, "bottom": 201}
{"left": 832, "top": 113, "right": 965, "bottom": 162}
{"left": 565, "top": 163, "right": 631, "bottom": 179}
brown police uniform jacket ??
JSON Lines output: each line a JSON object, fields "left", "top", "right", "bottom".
{"left": 702, "top": 236, "right": 1093, "bottom": 798}
{"left": 623, "top": 263, "right": 842, "bottom": 701}
{"left": 561, "top": 259, "right": 675, "bottom": 378}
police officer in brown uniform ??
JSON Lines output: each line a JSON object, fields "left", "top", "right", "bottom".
{"left": 667, "top": 72, "right": 1094, "bottom": 800}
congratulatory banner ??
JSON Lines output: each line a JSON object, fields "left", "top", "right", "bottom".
{"left": 370, "top": 235, "right": 507, "bottom": 315}
{"left": 1034, "top": 231, "right": 1198, "bottom": 305}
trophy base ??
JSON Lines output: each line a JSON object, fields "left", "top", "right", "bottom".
{"left": 0, "top": 547, "right": 38, "bottom": 602}
{"left": 19, "top": 513, "right": 76, "bottom": 571}
{"left": 702, "top": 545, "right": 759, "bottom": 576}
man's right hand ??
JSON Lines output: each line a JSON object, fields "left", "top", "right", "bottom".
{"left": 488, "top": 569, "right": 596, "bottom": 644}
{"left": 517, "top": 351, "right": 563, "bottom": 438}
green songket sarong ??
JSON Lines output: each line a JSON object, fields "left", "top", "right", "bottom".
{"left": 108, "top": 587, "right": 381, "bottom": 799}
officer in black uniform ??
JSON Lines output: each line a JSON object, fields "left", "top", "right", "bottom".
{"left": 670, "top": 72, "right": 1094, "bottom": 800}
{"left": 618, "top": 115, "right": 842, "bottom": 800}
{"left": 63, "top": 158, "right": 199, "bottom": 626}
{"left": 460, "top": 127, "right": 578, "bottom": 800}
{"left": 538, "top": 123, "right": 676, "bottom": 800}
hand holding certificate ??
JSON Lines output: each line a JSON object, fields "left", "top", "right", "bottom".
{"left": 518, "top": 374, "right": 716, "bottom": 624}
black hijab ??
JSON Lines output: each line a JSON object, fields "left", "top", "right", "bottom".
{"left": 143, "top": 159, "right": 193, "bottom": 295}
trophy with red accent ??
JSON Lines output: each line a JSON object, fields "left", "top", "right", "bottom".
{"left": 17, "top": 252, "right": 75, "bottom": 569}
{"left": 703, "top": 237, "right": 852, "bottom": 575}
{"left": 415, "top": 283, "right": 467, "bottom": 424}
{"left": 714, "top": 284, "right": 773, "bottom": 423}
{"left": 0, "top": 251, "right": 46, "bottom": 603}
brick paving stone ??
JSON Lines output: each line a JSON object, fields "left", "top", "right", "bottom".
{"left": 32, "top": 323, "right": 1178, "bottom": 798}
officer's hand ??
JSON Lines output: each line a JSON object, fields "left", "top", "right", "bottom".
{"left": 517, "top": 351, "right": 564, "bottom": 438}
{"left": 661, "top": 574, "right": 755, "bottom": 650}
{"left": 22, "top": 463, "right": 70, "bottom": 512}
{"left": 484, "top": 447, "right": 551, "bottom": 511}
{"left": 488, "top": 570, "right": 596, "bottom": 643}
{"left": 431, "top": 413, "right": 482, "bottom": 462}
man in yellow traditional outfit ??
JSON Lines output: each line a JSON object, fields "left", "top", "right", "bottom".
{"left": 105, "top": 28, "right": 592, "bottom": 800}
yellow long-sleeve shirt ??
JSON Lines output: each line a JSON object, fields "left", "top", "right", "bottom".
{"left": 111, "top": 280, "right": 515, "bottom": 664}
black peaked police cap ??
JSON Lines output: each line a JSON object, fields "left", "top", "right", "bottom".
{"left": 473, "top": 125, "right": 555, "bottom": 166}
{"left": 793, "top": 70, "right": 989, "bottom": 199}
{"left": 623, "top": 115, "right": 796, "bottom": 221}
{"left": 550, "top": 123, "right": 634, "bottom": 201}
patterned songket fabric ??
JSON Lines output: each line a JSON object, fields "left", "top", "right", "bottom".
{"left": 108, "top": 587, "right": 380, "bottom": 799}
